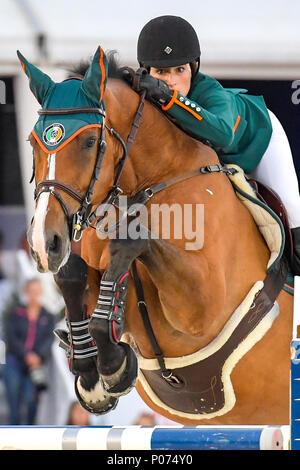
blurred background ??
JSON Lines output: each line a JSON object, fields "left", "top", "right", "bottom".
{"left": 0, "top": 0, "right": 299, "bottom": 426}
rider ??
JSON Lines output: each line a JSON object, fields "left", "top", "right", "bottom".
{"left": 131, "top": 15, "right": 300, "bottom": 275}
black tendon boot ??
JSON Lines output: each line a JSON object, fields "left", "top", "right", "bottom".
{"left": 89, "top": 270, "right": 138, "bottom": 397}
{"left": 291, "top": 227, "right": 300, "bottom": 275}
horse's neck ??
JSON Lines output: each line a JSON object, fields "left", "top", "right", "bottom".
{"left": 105, "top": 82, "right": 219, "bottom": 195}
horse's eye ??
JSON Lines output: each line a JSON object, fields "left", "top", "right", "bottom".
{"left": 85, "top": 137, "right": 97, "bottom": 148}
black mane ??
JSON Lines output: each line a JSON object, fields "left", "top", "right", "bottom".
{"left": 67, "top": 50, "right": 126, "bottom": 80}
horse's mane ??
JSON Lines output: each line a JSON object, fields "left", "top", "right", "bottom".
{"left": 67, "top": 50, "right": 126, "bottom": 80}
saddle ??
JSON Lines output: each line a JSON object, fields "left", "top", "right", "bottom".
{"left": 247, "top": 177, "right": 293, "bottom": 266}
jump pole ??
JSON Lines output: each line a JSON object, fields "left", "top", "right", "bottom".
{"left": 0, "top": 425, "right": 287, "bottom": 450}
{"left": 291, "top": 275, "right": 300, "bottom": 449}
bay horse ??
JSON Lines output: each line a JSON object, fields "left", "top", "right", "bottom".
{"left": 18, "top": 46, "right": 293, "bottom": 425}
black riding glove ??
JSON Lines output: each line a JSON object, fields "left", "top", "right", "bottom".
{"left": 138, "top": 74, "right": 173, "bottom": 106}
{"left": 122, "top": 69, "right": 173, "bottom": 107}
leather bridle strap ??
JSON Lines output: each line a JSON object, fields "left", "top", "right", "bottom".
{"left": 34, "top": 180, "right": 84, "bottom": 204}
{"left": 34, "top": 180, "right": 85, "bottom": 221}
{"left": 114, "top": 90, "right": 146, "bottom": 187}
{"left": 82, "top": 92, "right": 147, "bottom": 231}
{"left": 38, "top": 107, "right": 106, "bottom": 116}
{"left": 96, "top": 164, "right": 239, "bottom": 233}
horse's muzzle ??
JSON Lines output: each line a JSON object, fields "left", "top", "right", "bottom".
{"left": 27, "top": 220, "right": 71, "bottom": 274}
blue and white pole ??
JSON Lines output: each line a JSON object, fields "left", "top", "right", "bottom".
{"left": 0, "top": 425, "right": 285, "bottom": 450}
{"left": 291, "top": 275, "right": 300, "bottom": 450}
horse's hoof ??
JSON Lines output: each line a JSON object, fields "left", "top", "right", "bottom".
{"left": 102, "top": 342, "right": 138, "bottom": 397}
{"left": 74, "top": 376, "right": 119, "bottom": 415}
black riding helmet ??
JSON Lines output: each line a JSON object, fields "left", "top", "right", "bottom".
{"left": 137, "top": 16, "right": 201, "bottom": 79}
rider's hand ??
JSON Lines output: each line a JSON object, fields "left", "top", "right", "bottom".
{"left": 138, "top": 74, "right": 174, "bottom": 106}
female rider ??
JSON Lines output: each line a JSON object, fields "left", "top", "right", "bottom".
{"left": 130, "top": 15, "right": 300, "bottom": 275}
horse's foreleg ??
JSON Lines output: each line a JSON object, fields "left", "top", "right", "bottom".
{"left": 54, "top": 253, "right": 118, "bottom": 414}
{"left": 88, "top": 236, "right": 148, "bottom": 397}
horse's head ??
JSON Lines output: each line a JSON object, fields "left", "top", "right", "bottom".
{"left": 18, "top": 46, "right": 115, "bottom": 273}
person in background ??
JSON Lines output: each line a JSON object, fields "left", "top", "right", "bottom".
{"left": 133, "top": 412, "right": 157, "bottom": 426}
{"left": 0, "top": 231, "right": 14, "bottom": 343}
{"left": 67, "top": 401, "right": 91, "bottom": 426}
{"left": 3, "top": 278, "right": 55, "bottom": 425}
{"left": 16, "top": 232, "right": 65, "bottom": 316}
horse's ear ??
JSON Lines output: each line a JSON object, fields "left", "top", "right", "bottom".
{"left": 81, "top": 46, "right": 108, "bottom": 106}
{"left": 17, "top": 50, "right": 55, "bottom": 105}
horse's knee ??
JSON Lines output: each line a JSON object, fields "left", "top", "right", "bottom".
{"left": 55, "top": 253, "right": 88, "bottom": 286}
{"left": 109, "top": 236, "right": 149, "bottom": 265}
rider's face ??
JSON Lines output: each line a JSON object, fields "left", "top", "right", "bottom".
{"left": 150, "top": 64, "right": 192, "bottom": 96}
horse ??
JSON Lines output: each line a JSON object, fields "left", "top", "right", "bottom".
{"left": 18, "top": 45, "right": 293, "bottom": 425}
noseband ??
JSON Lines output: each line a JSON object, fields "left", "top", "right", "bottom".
{"left": 33, "top": 93, "right": 146, "bottom": 242}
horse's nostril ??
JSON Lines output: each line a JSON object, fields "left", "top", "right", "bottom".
{"left": 47, "top": 234, "right": 61, "bottom": 254}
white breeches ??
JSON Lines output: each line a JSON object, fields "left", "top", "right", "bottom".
{"left": 250, "top": 109, "right": 300, "bottom": 228}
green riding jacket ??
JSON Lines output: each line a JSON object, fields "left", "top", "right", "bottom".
{"left": 162, "top": 72, "right": 272, "bottom": 174}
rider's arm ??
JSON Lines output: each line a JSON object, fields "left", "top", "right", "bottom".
{"left": 161, "top": 87, "right": 239, "bottom": 148}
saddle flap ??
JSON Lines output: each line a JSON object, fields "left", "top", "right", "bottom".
{"left": 248, "top": 178, "right": 293, "bottom": 264}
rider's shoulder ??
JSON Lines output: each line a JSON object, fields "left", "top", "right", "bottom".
{"left": 189, "top": 72, "right": 227, "bottom": 97}
{"left": 189, "top": 72, "right": 248, "bottom": 100}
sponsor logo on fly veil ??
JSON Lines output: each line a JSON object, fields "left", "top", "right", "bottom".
{"left": 43, "top": 123, "right": 65, "bottom": 146}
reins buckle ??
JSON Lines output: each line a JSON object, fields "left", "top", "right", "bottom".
{"left": 144, "top": 188, "right": 154, "bottom": 199}
{"left": 111, "top": 186, "right": 123, "bottom": 199}
{"left": 226, "top": 167, "right": 238, "bottom": 176}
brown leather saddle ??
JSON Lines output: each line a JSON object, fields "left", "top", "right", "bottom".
{"left": 247, "top": 177, "right": 293, "bottom": 265}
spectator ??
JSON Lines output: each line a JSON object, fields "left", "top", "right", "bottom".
{"left": 67, "top": 401, "right": 90, "bottom": 426}
{"left": 15, "top": 232, "right": 65, "bottom": 315}
{"left": 0, "top": 230, "right": 14, "bottom": 342}
{"left": 3, "top": 278, "right": 55, "bottom": 425}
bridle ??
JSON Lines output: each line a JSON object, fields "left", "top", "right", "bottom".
{"left": 32, "top": 91, "right": 146, "bottom": 242}
{"left": 31, "top": 71, "right": 238, "bottom": 243}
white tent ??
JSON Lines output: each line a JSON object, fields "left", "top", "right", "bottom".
{"left": 1, "top": 0, "right": 300, "bottom": 77}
